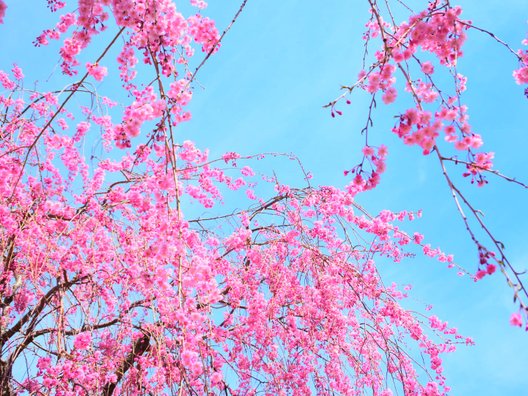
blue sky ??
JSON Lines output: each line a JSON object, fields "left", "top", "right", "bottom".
{"left": 1, "top": 1, "right": 528, "bottom": 394}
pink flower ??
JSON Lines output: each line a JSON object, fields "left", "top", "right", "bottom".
{"left": 37, "top": 357, "right": 52, "bottom": 371}
{"left": 0, "top": 1, "right": 6, "bottom": 24}
{"left": 382, "top": 87, "right": 397, "bottom": 104}
{"left": 510, "top": 312, "right": 523, "bottom": 327}
{"left": 392, "top": 50, "right": 404, "bottom": 63}
{"left": 210, "top": 371, "right": 223, "bottom": 385}
{"left": 187, "top": 15, "right": 220, "bottom": 53}
{"left": 241, "top": 166, "right": 254, "bottom": 177}
{"left": 190, "top": 0, "right": 208, "bottom": 9}
{"left": 74, "top": 332, "right": 92, "bottom": 350}
{"left": 222, "top": 151, "right": 240, "bottom": 163}
{"left": 421, "top": 61, "right": 435, "bottom": 75}
{"left": 12, "top": 64, "right": 24, "bottom": 80}
{"left": 413, "top": 232, "right": 424, "bottom": 244}
{"left": 86, "top": 62, "right": 108, "bottom": 82}
{"left": 245, "top": 189, "right": 256, "bottom": 200}
{"left": 362, "top": 146, "right": 375, "bottom": 156}
{"left": 474, "top": 270, "right": 487, "bottom": 281}
{"left": 513, "top": 66, "right": 528, "bottom": 85}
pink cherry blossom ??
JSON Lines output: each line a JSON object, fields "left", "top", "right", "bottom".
{"left": 0, "top": 0, "right": 6, "bottom": 24}
{"left": 74, "top": 332, "right": 92, "bottom": 350}
{"left": 0, "top": 1, "right": 525, "bottom": 395}
{"left": 382, "top": 86, "right": 397, "bottom": 104}
{"left": 86, "top": 62, "right": 107, "bottom": 81}
{"left": 421, "top": 61, "right": 435, "bottom": 74}
{"left": 510, "top": 312, "right": 523, "bottom": 327}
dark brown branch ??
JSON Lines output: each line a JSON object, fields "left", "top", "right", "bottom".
{"left": 102, "top": 334, "right": 151, "bottom": 396}
{"left": 0, "top": 359, "right": 14, "bottom": 396}
{"left": 0, "top": 277, "right": 83, "bottom": 347}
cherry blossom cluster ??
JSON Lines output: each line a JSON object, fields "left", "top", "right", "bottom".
{"left": 114, "top": 86, "right": 166, "bottom": 148}
{"left": 0, "top": 58, "right": 466, "bottom": 394}
{"left": 0, "top": 97, "right": 468, "bottom": 392}
{"left": 513, "top": 37, "right": 528, "bottom": 86}
{"left": 34, "top": 0, "right": 220, "bottom": 82}
{"left": 344, "top": 144, "right": 388, "bottom": 192}
{"left": 332, "top": 1, "right": 496, "bottom": 184}
{"left": 326, "top": 0, "right": 528, "bottom": 326}
{"left": 6, "top": 0, "right": 525, "bottom": 394}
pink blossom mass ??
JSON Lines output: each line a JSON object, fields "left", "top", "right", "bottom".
{"left": 0, "top": 0, "right": 527, "bottom": 395}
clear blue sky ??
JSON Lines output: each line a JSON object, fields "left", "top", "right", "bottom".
{"left": 1, "top": 1, "right": 527, "bottom": 394}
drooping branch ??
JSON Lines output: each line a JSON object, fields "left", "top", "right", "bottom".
{"left": 332, "top": 0, "right": 528, "bottom": 321}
